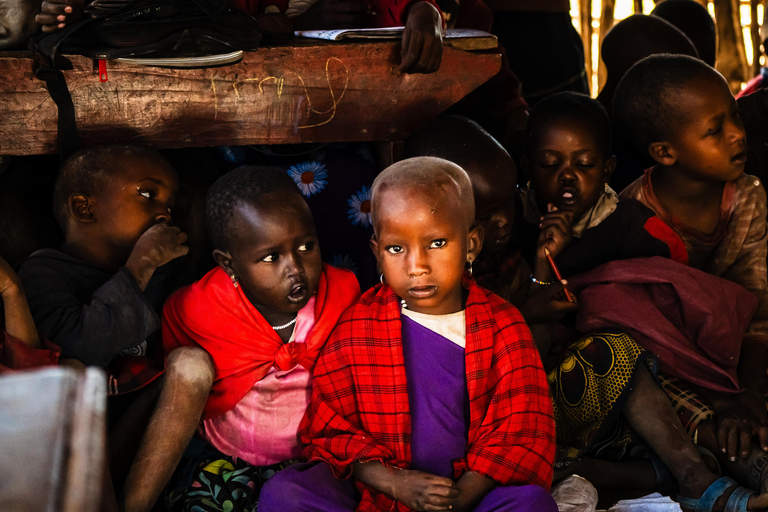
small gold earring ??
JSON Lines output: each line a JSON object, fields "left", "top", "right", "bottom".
{"left": 230, "top": 274, "right": 239, "bottom": 288}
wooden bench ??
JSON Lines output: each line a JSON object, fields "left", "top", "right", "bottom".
{"left": 0, "top": 37, "right": 501, "bottom": 155}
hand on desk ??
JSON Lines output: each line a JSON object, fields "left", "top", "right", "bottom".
{"left": 400, "top": 0, "right": 443, "bottom": 74}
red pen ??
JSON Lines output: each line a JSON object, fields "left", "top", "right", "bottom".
{"left": 544, "top": 247, "right": 573, "bottom": 302}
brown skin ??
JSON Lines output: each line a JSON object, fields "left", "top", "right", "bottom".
{"left": 648, "top": 68, "right": 768, "bottom": 467}
{"left": 0, "top": 0, "right": 40, "bottom": 49}
{"left": 212, "top": 195, "right": 322, "bottom": 343}
{"left": 63, "top": 154, "right": 188, "bottom": 291}
{"left": 34, "top": 0, "right": 84, "bottom": 33}
{"left": 371, "top": 183, "right": 482, "bottom": 316}
{"left": 399, "top": 1, "right": 443, "bottom": 74}
{"left": 464, "top": 156, "right": 516, "bottom": 256}
{"left": 295, "top": 0, "right": 442, "bottom": 74}
{"left": 524, "top": 117, "right": 616, "bottom": 224}
{"left": 0, "top": 255, "right": 40, "bottom": 348}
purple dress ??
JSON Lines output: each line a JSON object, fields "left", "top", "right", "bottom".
{"left": 258, "top": 315, "right": 557, "bottom": 512}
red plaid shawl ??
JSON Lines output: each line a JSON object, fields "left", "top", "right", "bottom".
{"left": 300, "top": 279, "right": 555, "bottom": 512}
{"left": 162, "top": 264, "right": 360, "bottom": 419}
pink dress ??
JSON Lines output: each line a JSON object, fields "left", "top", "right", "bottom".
{"left": 199, "top": 297, "right": 316, "bottom": 466}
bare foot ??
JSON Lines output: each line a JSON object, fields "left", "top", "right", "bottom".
{"left": 35, "top": 0, "right": 85, "bottom": 33}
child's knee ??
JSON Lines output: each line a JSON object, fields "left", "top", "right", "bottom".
{"left": 165, "top": 346, "right": 214, "bottom": 391}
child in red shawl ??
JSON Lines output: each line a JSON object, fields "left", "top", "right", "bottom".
{"left": 161, "top": 166, "right": 360, "bottom": 511}
{"left": 259, "top": 157, "right": 556, "bottom": 512}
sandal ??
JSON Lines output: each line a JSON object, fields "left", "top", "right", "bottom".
{"left": 677, "top": 476, "right": 755, "bottom": 512}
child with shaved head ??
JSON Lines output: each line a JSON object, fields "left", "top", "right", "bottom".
{"left": 259, "top": 156, "right": 556, "bottom": 512}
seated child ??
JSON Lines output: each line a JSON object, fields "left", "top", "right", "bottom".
{"left": 17, "top": 144, "right": 214, "bottom": 512}
{"left": 406, "top": 108, "right": 741, "bottom": 508}
{"left": 520, "top": 91, "right": 686, "bottom": 277}
{"left": 258, "top": 156, "right": 558, "bottom": 512}
{"left": 161, "top": 166, "right": 360, "bottom": 511}
{"left": 597, "top": 14, "right": 699, "bottom": 191}
{"left": 615, "top": 53, "right": 768, "bottom": 503}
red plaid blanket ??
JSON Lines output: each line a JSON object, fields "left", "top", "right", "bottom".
{"left": 300, "top": 279, "right": 555, "bottom": 512}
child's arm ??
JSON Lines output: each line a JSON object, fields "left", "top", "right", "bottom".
{"left": 0, "top": 256, "right": 40, "bottom": 349}
{"left": 18, "top": 258, "right": 163, "bottom": 367}
{"left": 352, "top": 461, "right": 458, "bottom": 510}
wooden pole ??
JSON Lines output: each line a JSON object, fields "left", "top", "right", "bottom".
{"left": 598, "top": 0, "right": 616, "bottom": 93}
{"left": 580, "top": 0, "right": 593, "bottom": 95}
{"left": 634, "top": 0, "right": 643, "bottom": 13}
{"left": 713, "top": 0, "right": 750, "bottom": 92}
{"left": 751, "top": 0, "right": 762, "bottom": 75}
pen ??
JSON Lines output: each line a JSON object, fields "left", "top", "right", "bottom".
{"left": 543, "top": 247, "right": 573, "bottom": 303}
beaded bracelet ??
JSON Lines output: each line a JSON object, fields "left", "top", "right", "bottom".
{"left": 529, "top": 274, "right": 552, "bottom": 286}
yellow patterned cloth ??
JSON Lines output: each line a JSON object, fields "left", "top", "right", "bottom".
{"left": 548, "top": 331, "right": 653, "bottom": 468}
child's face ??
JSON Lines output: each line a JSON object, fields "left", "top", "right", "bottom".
{"left": 0, "top": 0, "right": 40, "bottom": 49}
{"left": 95, "top": 155, "right": 178, "bottom": 259}
{"left": 371, "top": 184, "right": 481, "bottom": 316}
{"left": 527, "top": 118, "right": 615, "bottom": 221}
{"left": 220, "top": 198, "right": 322, "bottom": 320}
{"left": 659, "top": 71, "right": 747, "bottom": 182}
{"left": 467, "top": 161, "right": 516, "bottom": 255}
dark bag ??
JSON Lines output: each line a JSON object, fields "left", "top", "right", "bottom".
{"left": 29, "top": 0, "right": 289, "bottom": 160}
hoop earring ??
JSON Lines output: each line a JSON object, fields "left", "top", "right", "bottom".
{"left": 467, "top": 259, "right": 473, "bottom": 277}
{"left": 380, "top": 273, "right": 385, "bottom": 285}
{"left": 230, "top": 274, "right": 239, "bottom": 288}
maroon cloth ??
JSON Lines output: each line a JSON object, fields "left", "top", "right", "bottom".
{"left": 564, "top": 257, "right": 757, "bottom": 394}
{"left": 0, "top": 332, "right": 59, "bottom": 373}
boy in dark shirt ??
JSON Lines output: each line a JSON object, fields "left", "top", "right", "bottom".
{"left": 18, "top": 144, "right": 214, "bottom": 512}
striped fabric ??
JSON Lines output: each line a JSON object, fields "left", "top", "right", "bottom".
{"left": 300, "top": 279, "right": 555, "bottom": 512}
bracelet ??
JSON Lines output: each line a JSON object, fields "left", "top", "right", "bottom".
{"left": 530, "top": 274, "right": 552, "bottom": 286}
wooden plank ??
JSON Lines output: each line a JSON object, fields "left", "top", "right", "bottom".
{"left": 0, "top": 40, "right": 501, "bottom": 155}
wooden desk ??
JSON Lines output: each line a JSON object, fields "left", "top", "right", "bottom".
{"left": 0, "top": 38, "right": 501, "bottom": 155}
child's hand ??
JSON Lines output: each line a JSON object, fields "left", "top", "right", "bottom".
{"left": 35, "top": 0, "right": 85, "bottom": 33}
{"left": 294, "top": 0, "right": 369, "bottom": 30}
{"left": 399, "top": 1, "right": 443, "bottom": 74}
{"left": 0, "top": 256, "right": 22, "bottom": 297}
{"left": 520, "top": 279, "right": 579, "bottom": 325}
{"left": 713, "top": 390, "right": 768, "bottom": 460}
{"left": 537, "top": 204, "right": 573, "bottom": 261}
{"left": 125, "top": 223, "right": 189, "bottom": 291}
{"left": 392, "top": 469, "right": 458, "bottom": 510}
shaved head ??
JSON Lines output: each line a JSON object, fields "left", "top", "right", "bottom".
{"left": 371, "top": 157, "right": 475, "bottom": 232}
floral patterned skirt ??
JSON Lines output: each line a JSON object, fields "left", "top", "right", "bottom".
{"left": 548, "top": 331, "right": 654, "bottom": 469}
{"left": 163, "top": 437, "right": 298, "bottom": 512}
